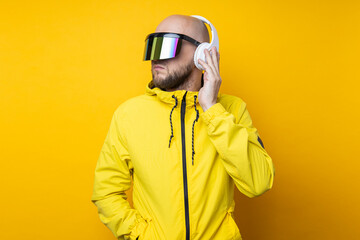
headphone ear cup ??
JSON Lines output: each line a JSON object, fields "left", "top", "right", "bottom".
{"left": 194, "top": 42, "right": 211, "bottom": 71}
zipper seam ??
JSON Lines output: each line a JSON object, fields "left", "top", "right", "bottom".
{"left": 181, "top": 91, "right": 190, "bottom": 240}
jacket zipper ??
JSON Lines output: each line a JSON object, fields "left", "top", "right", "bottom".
{"left": 181, "top": 91, "right": 190, "bottom": 240}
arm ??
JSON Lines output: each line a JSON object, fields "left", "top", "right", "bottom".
{"left": 91, "top": 108, "right": 147, "bottom": 240}
{"left": 200, "top": 100, "right": 275, "bottom": 198}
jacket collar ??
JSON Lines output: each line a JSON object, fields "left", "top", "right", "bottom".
{"left": 145, "top": 80, "right": 200, "bottom": 108}
{"left": 146, "top": 79, "right": 224, "bottom": 109}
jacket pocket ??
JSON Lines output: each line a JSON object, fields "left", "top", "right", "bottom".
{"left": 129, "top": 216, "right": 152, "bottom": 240}
{"left": 137, "top": 218, "right": 154, "bottom": 240}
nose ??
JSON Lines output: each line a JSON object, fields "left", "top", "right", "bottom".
{"left": 152, "top": 59, "right": 163, "bottom": 64}
{"left": 152, "top": 60, "right": 168, "bottom": 68}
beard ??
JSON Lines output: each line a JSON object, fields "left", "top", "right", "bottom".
{"left": 152, "top": 59, "right": 193, "bottom": 90}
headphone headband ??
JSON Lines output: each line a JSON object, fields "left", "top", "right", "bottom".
{"left": 190, "top": 15, "right": 219, "bottom": 51}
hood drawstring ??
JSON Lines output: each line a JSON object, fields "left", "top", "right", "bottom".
{"left": 192, "top": 95, "right": 199, "bottom": 166}
{"left": 168, "top": 94, "right": 199, "bottom": 166}
{"left": 168, "top": 95, "right": 178, "bottom": 148}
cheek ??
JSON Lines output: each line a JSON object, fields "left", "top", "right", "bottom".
{"left": 180, "top": 50, "right": 194, "bottom": 61}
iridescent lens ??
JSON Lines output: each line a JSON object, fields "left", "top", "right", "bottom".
{"left": 143, "top": 36, "right": 182, "bottom": 61}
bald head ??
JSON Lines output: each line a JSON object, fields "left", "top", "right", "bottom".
{"left": 155, "top": 14, "right": 210, "bottom": 43}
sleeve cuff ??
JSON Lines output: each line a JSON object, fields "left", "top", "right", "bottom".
{"left": 200, "top": 102, "right": 227, "bottom": 126}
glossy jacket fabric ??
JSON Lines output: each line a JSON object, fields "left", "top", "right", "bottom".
{"left": 91, "top": 80, "right": 275, "bottom": 240}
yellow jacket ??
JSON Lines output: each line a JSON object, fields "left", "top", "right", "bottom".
{"left": 91, "top": 80, "right": 275, "bottom": 240}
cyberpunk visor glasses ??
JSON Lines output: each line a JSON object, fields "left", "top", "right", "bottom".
{"left": 143, "top": 32, "right": 201, "bottom": 61}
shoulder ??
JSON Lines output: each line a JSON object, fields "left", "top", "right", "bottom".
{"left": 218, "top": 93, "right": 247, "bottom": 115}
{"left": 114, "top": 94, "right": 148, "bottom": 113}
{"left": 217, "top": 93, "right": 254, "bottom": 127}
{"left": 112, "top": 94, "right": 149, "bottom": 120}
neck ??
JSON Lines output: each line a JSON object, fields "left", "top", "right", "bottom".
{"left": 166, "top": 71, "right": 203, "bottom": 92}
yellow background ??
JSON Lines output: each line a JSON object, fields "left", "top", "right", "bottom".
{"left": 1, "top": 0, "right": 359, "bottom": 239}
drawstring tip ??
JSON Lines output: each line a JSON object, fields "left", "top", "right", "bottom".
{"left": 168, "top": 136, "right": 173, "bottom": 148}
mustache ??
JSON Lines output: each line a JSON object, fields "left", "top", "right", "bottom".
{"left": 152, "top": 59, "right": 170, "bottom": 66}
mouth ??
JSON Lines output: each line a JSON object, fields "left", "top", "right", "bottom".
{"left": 153, "top": 64, "right": 165, "bottom": 70}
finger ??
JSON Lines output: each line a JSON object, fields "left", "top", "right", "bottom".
{"left": 204, "top": 49, "right": 216, "bottom": 73}
{"left": 211, "top": 46, "right": 219, "bottom": 73}
{"left": 204, "top": 48, "right": 214, "bottom": 66}
{"left": 198, "top": 58, "right": 214, "bottom": 76}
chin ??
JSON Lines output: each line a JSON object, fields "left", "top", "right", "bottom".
{"left": 153, "top": 79, "right": 165, "bottom": 87}
{"left": 153, "top": 73, "right": 166, "bottom": 82}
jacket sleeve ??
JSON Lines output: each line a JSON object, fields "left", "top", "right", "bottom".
{"left": 200, "top": 100, "right": 275, "bottom": 198}
{"left": 91, "top": 108, "right": 147, "bottom": 240}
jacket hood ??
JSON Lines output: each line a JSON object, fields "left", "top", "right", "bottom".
{"left": 145, "top": 80, "right": 200, "bottom": 108}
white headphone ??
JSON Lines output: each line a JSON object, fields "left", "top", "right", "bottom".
{"left": 190, "top": 15, "right": 219, "bottom": 71}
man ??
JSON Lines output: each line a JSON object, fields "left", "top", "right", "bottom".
{"left": 91, "top": 14, "right": 275, "bottom": 240}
